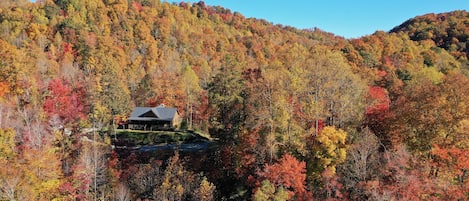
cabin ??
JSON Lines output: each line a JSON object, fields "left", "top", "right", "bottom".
{"left": 128, "top": 104, "right": 181, "bottom": 130}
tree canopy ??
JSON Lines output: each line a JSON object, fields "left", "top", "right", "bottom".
{"left": 0, "top": 1, "right": 469, "bottom": 200}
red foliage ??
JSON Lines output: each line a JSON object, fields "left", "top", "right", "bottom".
{"left": 146, "top": 98, "right": 160, "bottom": 107}
{"left": 432, "top": 145, "right": 469, "bottom": 197}
{"left": 377, "top": 145, "right": 437, "bottom": 200}
{"left": 59, "top": 166, "right": 91, "bottom": 200}
{"left": 43, "top": 79, "right": 85, "bottom": 125}
{"left": 219, "top": 13, "right": 233, "bottom": 22}
{"left": 365, "top": 86, "right": 393, "bottom": 147}
{"left": 220, "top": 145, "right": 235, "bottom": 170}
{"left": 120, "top": 153, "right": 139, "bottom": 181}
{"left": 382, "top": 56, "right": 393, "bottom": 66}
{"left": 62, "top": 42, "right": 73, "bottom": 54}
{"left": 193, "top": 91, "right": 210, "bottom": 131}
{"left": 179, "top": 2, "right": 189, "bottom": 9}
{"left": 257, "top": 154, "right": 312, "bottom": 200}
{"left": 60, "top": 9, "right": 67, "bottom": 17}
{"left": 235, "top": 129, "right": 260, "bottom": 186}
{"left": 132, "top": 2, "right": 143, "bottom": 12}
{"left": 377, "top": 70, "right": 387, "bottom": 77}
{"left": 322, "top": 168, "right": 344, "bottom": 201}
{"left": 306, "top": 119, "right": 325, "bottom": 134}
{"left": 191, "top": 65, "right": 201, "bottom": 74}
{"left": 366, "top": 86, "right": 390, "bottom": 115}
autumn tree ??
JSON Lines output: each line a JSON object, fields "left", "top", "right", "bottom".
{"left": 127, "top": 162, "right": 161, "bottom": 199}
{"left": 0, "top": 128, "right": 63, "bottom": 200}
{"left": 154, "top": 152, "right": 216, "bottom": 201}
{"left": 133, "top": 74, "right": 156, "bottom": 107}
{"left": 384, "top": 71, "right": 469, "bottom": 158}
{"left": 0, "top": 39, "right": 32, "bottom": 95}
{"left": 194, "top": 177, "right": 216, "bottom": 201}
{"left": 307, "top": 126, "right": 347, "bottom": 185}
{"left": 181, "top": 66, "right": 202, "bottom": 129}
{"left": 365, "top": 85, "right": 392, "bottom": 148}
{"left": 431, "top": 145, "right": 469, "bottom": 200}
{"left": 303, "top": 46, "right": 367, "bottom": 130}
{"left": 256, "top": 153, "right": 312, "bottom": 200}
{"left": 374, "top": 145, "right": 435, "bottom": 200}
{"left": 0, "top": 128, "right": 21, "bottom": 200}
{"left": 2, "top": 1, "right": 469, "bottom": 200}
{"left": 114, "top": 182, "right": 132, "bottom": 201}
{"left": 338, "top": 127, "right": 381, "bottom": 200}
{"left": 208, "top": 65, "right": 245, "bottom": 141}
{"left": 20, "top": 144, "right": 63, "bottom": 200}
{"left": 253, "top": 180, "right": 289, "bottom": 201}
{"left": 242, "top": 66, "right": 291, "bottom": 162}
{"left": 43, "top": 78, "right": 85, "bottom": 127}
{"left": 65, "top": 138, "right": 111, "bottom": 200}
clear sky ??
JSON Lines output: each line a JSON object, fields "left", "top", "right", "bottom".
{"left": 170, "top": 0, "right": 469, "bottom": 38}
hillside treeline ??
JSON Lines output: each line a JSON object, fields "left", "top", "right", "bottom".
{"left": 0, "top": 0, "right": 468, "bottom": 200}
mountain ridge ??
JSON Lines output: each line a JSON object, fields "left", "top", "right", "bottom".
{"left": 0, "top": 1, "right": 469, "bottom": 200}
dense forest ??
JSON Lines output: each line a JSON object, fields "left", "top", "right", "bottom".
{"left": 0, "top": 0, "right": 468, "bottom": 200}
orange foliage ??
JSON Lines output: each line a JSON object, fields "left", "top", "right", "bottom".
{"left": 131, "top": 2, "right": 143, "bottom": 12}
{"left": 257, "top": 154, "right": 312, "bottom": 200}
{"left": 432, "top": 145, "right": 469, "bottom": 190}
{"left": 1, "top": 1, "right": 469, "bottom": 199}
{"left": 0, "top": 82, "right": 9, "bottom": 97}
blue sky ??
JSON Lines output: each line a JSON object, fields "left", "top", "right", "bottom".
{"left": 169, "top": 0, "right": 469, "bottom": 38}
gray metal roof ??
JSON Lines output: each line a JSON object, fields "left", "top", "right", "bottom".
{"left": 129, "top": 105, "right": 178, "bottom": 121}
{"left": 152, "top": 107, "right": 178, "bottom": 120}
{"left": 129, "top": 107, "right": 152, "bottom": 118}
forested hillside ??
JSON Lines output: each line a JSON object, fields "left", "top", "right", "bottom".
{"left": 0, "top": 0, "right": 468, "bottom": 200}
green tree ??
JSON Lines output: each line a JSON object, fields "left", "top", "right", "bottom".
{"left": 208, "top": 66, "right": 245, "bottom": 141}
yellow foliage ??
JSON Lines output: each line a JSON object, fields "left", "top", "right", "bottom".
{"left": 196, "top": 177, "right": 216, "bottom": 201}
{"left": 27, "top": 23, "right": 47, "bottom": 41}
{"left": 453, "top": 119, "right": 469, "bottom": 148}
{"left": 0, "top": 129, "right": 62, "bottom": 200}
{"left": 22, "top": 148, "right": 63, "bottom": 200}
{"left": 0, "top": 129, "right": 15, "bottom": 159}
{"left": 311, "top": 126, "right": 348, "bottom": 175}
{"left": 176, "top": 184, "right": 184, "bottom": 197}
{"left": 253, "top": 180, "right": 288, "bottom": 201}
{"left": 318, "top": 127, "right": 347, "bottom": 149}
{"left": 410, "top": 67, "right": 444, "bottom": 86}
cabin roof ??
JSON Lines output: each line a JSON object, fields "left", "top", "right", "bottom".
{"left": 128, "top": 105, "right": 178, "bottom": 121}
